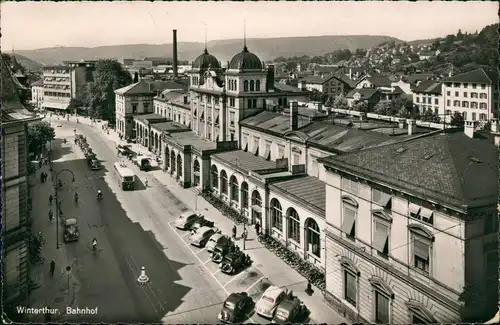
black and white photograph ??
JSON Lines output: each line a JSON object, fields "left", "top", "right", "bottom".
{"left": 1, "top": 1, "right": 499, "bottom": 324}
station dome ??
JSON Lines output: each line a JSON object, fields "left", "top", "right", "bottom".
{"left": 228, "top": 46, "right": 263, "bottom": 71}
{"left": 192, "top": 49, "right": 221, "bottom": 70}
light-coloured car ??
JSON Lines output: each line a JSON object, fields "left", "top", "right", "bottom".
{"left": 189, "top": 226, "right": 220, "bottom": 247}
{"left": 175, "top": 212, "right": 203, "bottom": 230}
{"left": 255, "top": 286, "right": 287, "bottom": 318}
{"left": 206, "top": 233, "right": 231, "bottom": 253}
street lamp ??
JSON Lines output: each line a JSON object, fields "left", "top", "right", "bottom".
{"left": 54, "top": 169, "right": 76, "bottom": 249}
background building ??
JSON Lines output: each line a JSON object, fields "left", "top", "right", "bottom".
{"left": 30, "top": 79, "right": 44, "bottom": 109}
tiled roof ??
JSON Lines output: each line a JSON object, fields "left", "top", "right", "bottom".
{"left": 403, "top": 73, "right": 435, "bottom": 85}
{"left": 346, "top": 88, "right": 379, "bottom": 99}
{"left": 134, "top": 113, "right": 168, "bottom": 123}
{"left": 273, "top": 83, "right": 304, "bottom": 93}
{"left": 114, "top": 81, "right": 154, "bottom": 95}
{"left": 333, "top": 74, "right": 357, "bottom": 88}
{"left": 366, "top": 76, "right": 392, "bottom": 87}
{"left": 156, "top": 89, "right": 187, "bottom": 101}
{"left": 270, "top": 176, "right": 326, "bottom": 217}
{"left": 31, "top": 79, "right": 44, "bottom": 87}
{"left": 299, "top": 75, "right": 335, "bottom": 85}
{"left": 1, "top": 56, "right": 39, "bottom": 124}
{"left": 240, "top": 111, "right": 311, "bottom": 136}
{"left": 444, "top": 68, "right": 492, "bottom": 84}
{"left": 213, "top": 150, "right": 276, "bottom": 173}
{"left": 318, "top": 130, "right": 498, "bottom": 211}
{"left": 412, "top": 80, "right": 442, "bottom": 94}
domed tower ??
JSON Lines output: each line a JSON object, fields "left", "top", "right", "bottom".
{"left": 226, "top": 45, "right": 266, "bottom": 95}
{"left": 190, "top": 48, "right": 221, "bottom": 87}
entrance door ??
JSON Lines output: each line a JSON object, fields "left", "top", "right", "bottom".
{"left": 252, "top": 209, "right": 262, "bottom": 226}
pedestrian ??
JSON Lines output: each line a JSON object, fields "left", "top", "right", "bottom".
{"left": 145, "top": 178, "right": 148, "bottom": 187}
{"left": 232, "top": 225, "right": 237, "bottom": 239}
{"left": 242, "top": 228, "right": 248, "bottom": 240}
{"left": 49, "top": 260, "right": 55, "bottom": 277}
{"left": 48, "top": 209, "right": 53, "bottom": 223}
{"left": 49, "top": 194, "right": 53, "bottom": 205}
{"left": 255, "top": 222, "right": 261, "bottom": 236}
{"left": 38, "top": 160, "right": 42, "bottom": 169}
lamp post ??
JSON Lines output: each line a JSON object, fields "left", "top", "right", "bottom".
{"left": 54, "top": 169, "right": 76, "bottom": 249}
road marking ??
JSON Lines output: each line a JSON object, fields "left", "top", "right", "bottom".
{"left": 181, "top": 232, "right": 190, "bottom": 238}
{"left": 223, "top": 269, "right": 248, "bottom": 288}
{"left": 196, "top": 247, "right": 207, "bottom": 255}
{"left": 129, "top": 255, "right": 165, "bottom": 312}
{"left": 124, "top": 256, "right": 161, "bottom": 316}
{"left": 244, "top": 276, "right": 265, "bottom": 293}
{"left": 203, "top": 259, "right": 211, "bottom": 264}
{"left": 212, "top": 269, "right": 220, "bottom": 276}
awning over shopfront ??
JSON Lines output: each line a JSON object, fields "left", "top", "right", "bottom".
{"left": 43, "top": 102, "right": 69, "bottom": 110}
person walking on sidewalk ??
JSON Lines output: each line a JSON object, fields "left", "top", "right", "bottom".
{"left": 49, "top": 194, "right": 53, "bottom": 205}
{"left": 48, "top": 209, "right": 53, "bottom": 223}
{"left": 145, "top": 178, "right": 149, "bottom": 188}
{"left": 242, "top": 228, "right": 248, "bottom": 240}
{"left": 232, "top": 225, "right": 237, "bottom": 239}
{"left": 255, "top": 222, "right": 261, "bottom": 236}
{"left": 50, "top": 260, "right": 55, "bottom": 277}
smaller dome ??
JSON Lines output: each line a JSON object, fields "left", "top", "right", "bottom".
{"left": 229, "top": 46, "right": 262, "bottom": 71}
{"left": 192, "top": 49, "right": 220, "bottom": 70}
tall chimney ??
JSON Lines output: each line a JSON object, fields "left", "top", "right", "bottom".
{"left": 464, "top": 120, "right": 475, "bottom": 138}
{"left": 266, "top": 65, "right": 275, "bottom": 91}
{"left": 290, "top": 100, "right": 299, "bottom": 130}
{"left": 172, "top": 29, "right": 178, "bottom": 79}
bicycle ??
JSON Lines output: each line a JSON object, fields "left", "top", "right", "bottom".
{"left": 37, "top": 232, "right": 46, "bottom": 245}
{"left": 31, "top": 256, "right": 45, "bottom": 265}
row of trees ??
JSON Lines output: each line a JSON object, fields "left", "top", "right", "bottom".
{"left": 69, "top": 59, "right": 132, "bottom": 122}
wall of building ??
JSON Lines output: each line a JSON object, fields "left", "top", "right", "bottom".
{"left": 413, "top": 92, "right": 443, "bottom": 116}
{"left": 355, "top": 79, "right": 374, "bottom": 89}
{"left": 443, "top": 82, "right": 492, "bottom": 121}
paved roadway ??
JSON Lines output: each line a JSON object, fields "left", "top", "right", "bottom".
{"left": 52, "top": 118, "right": 275, "bottom": 324}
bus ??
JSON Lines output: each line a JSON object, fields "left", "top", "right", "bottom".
{"left": 113, "top": 162, "right": 135, "bottom": 190}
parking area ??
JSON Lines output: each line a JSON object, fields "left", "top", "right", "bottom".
{"left": 167, "top": 220, "right": 279, "bottom": 324}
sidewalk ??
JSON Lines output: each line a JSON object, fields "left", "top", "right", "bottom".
{"left": 92, "top": 124, "right": 349, "bottom": 324}
{"left": 24, "top": 140, "right": 79, "bottom": 322}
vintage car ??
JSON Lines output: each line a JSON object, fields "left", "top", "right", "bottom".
{"left": 218, "top": 292, "right": 254, "bottom": 323}
{"left": 189, "top": 218, "right": 215, "bottom": 232}
{"left": 189, "top": 226, "right": 220, "bottom": 247}
{"left": 90, "top": 159, "right": 102, "bottom": 170}
{"left": 206, "top": 233, "right": 231, "bottom": 253}
{"left": 211, "top": 240, "right": 237, "bottom": 263}
{"left": 117, "top": 145, "right": 134, "bottom": 157}
{"left": 63, "top": 218, "right": 80, "bottom": 243}
{"left": 174, "top": 212, "right": 204, "bottom": 230}
{"left": 134, "top": 156, "right": 152, "bottom": 171}
{"left": 219, "top": 250, "right": 252, "bottom": 274}
{"left": 255, "top": 285, "right": 288, "bottom": 318}
{"left": 272, "top": 297, "right": 310, "bottom": 324}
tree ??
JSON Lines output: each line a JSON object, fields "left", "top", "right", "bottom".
{"left": 81, "top": 59, "right": 132, "bottom": 122}
{"left": 450, "top": 111, "right": 465, "bottom": 127}
{"left": 27, "top": 121, "right": 55, "bottom": 155}
{"left": 308, "top": 89, "right": 320, "bottom": 102}
{"left": 353, "top": 101, "right": 369, "bottom": 113}
{"left": 133, "top": 71, "right": 139, "bottom": 83}
{"left": 373, "top": 100, "right": 392, "bottom": 115}
{"left": 273, "top": 56, "right": 286, "bottom": 63}
{"left": 333, "top": 94, "right": 348, "bottom": 110}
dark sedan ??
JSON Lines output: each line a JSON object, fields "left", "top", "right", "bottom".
{"left": 218, "top": 292, "right": 253, "bottom": 323}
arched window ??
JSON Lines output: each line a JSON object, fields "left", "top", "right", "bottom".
{"left": 305, "top": 218, "right": 321, "bottom": 258}
{"left": 241, "top": 182, "right": 249, "bottom": 209}
{"left": 250, "top": 80, "right": 255, "bottom": 91}
{"left": 193, "top": 160, "right": 200, "bottom": 186}
{"left": 369, "top": 277, "right": 394, "bottom": 324}
{"left": 211, "top": 165, "right": 219, "bottom": 189}
{"left": 230, "top": 175, "right": 239, "bottom": 202}
{"left": 251, "top": 190, "right": 261, "bottom": 207}
{"left": 244, "top": 80, "right": 249, "bottom": 92}
{"left": 220, "top": 170, "right": 228, "bottom": 195}
{"left": 270, "top": 199, "right": 283, "bottom": 232}
{"left": 171, "top": 150, "right": 176, "bottom": 173}
{"left": 405, "top": 300, "right": 437, "bottom": 324}
{"left": 256, "top": 80, "right": 261, "bottom": 91}
{"left": 176, "top": 154, "right": 183, "bottom": 178}
{"left": 165, "top": 146, "right": 170, "bottom": 168}
{"left": 232, "top": 80, "right": 236, "bottom": 91}
{"left": 287, "top": 208, "right": 300, "bottom": 243}
{"left": 340, "top": 257, "right": 359, "bottom": 307}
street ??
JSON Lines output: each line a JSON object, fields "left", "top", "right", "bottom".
{"left": 33, "top": 116, "right": 273, "bottom": 323}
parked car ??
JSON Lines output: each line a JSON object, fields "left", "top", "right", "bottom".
{"left": 273, "top": 297, "right": 310, "bottom": 324}
{"left": 219, "top": 250, "right": 252, "bottom": 274}
{"left": 135, "top": 156, "right": 152, "bottom": 171}
{"left": 90, "top": 159, "right": 102, "bottom": 170}
{"left": 189, "top": 226, "right": 220, "bottom": 247}
{"left": 63, "top": 218, "right": 80, "bottom": 243}
{"left": 212, "top": 241, "right": 237, "bottom": 263}
{"left": 218, "top": 292, "right": 254, "bottom": 323}
{"left": 117, "top": 145, "right": 134, "bottom": 157}
{"left": 175, "top": 212, "right": 204, "bottom": 230}
{"left": 255, "top": 286, "right": 287, "bottom": 318}
{"left": 206, "top": 233, "right": 231, "bottom": 253}
{"left": 189, "top": 218, "right": 215, "bottom": 232}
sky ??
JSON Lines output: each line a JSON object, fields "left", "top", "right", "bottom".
{"left": 2, "top": 1, "right": 498, "bottom": 50}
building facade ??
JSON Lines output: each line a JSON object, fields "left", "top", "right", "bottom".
{"left": 153, "top": 89, "right": 192, "bottom": 127}
{"left": 318, "top": 125, "right": 499, "bottom": 323}
{"left": 298, "top": 74, "right": 353, "bottom": 97}
{"left": 30, "top": 79, "right": 44, "bottom": 109}
{"left": 412, "top": 80, "right": 443, "bottom": 116}
{"left": 1, "top": 56, "right": 42, "bottom": 315}
{"left": 442, "top": 69, "right": 494, "bottom": 122}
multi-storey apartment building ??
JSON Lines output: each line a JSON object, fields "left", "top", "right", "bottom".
{"left": 442, "top": 68, "right": 494, "bottom": 122}
{"left": 30, "top": 79, "right": 44, "bottom": 109}
{"left": 1, "top": 56, "right": 42, "bottom": 316}
{"left": 318, "top": 123, "right": 499, "bottom": 323}
{"left": 42, "top": 61, "right": 94, "bottom": 111}
{"left": 412, "top": 80, "right": 443, "bottom": 116}
{"left": 298, "top": 74, "right": 355, "bottom": 97}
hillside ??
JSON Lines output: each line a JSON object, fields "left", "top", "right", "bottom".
{"left": 14, "top": 54, "right": 43, "bottom": 70}
{"left": 17, "top": 35, "right": 401, "bottom": 65}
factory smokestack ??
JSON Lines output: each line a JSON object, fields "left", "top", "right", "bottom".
{"left": 172, "top": 29, "right": 178, "bottom": 79}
